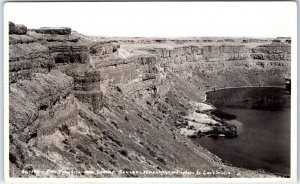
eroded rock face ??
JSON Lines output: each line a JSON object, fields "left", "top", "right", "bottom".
{"left": 8, "top": 24, "right": 89, "bottom": 84}
{"left": 9, "top": 42, "right": 55, "bottom": 83}
{"left": 61, "top": 64, "right": 103, "bottom": 111}
{"left": 49, "top": 44, "right": 90, "bottom": 64}
{"left": 9, "top": 23, "right": 104, "bottom": 176}
{"left": 251, "top": 43, "right": 291, "bottom": 61}
{"left": 9, "top": 22, "right": 289, "bottom": 178}
{"left": 9, "top": 22, "right": 27, "bottom": 35}
{"left": 9, "top": 70, "right": 74, "bottom": 137}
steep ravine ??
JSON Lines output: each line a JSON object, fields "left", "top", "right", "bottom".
{"left": 9, "top": 22, "right": 290, "bottom": 178}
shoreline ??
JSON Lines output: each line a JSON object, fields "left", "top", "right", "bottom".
{"left": 196, "top": 85, "right": 289, "bottom": 178}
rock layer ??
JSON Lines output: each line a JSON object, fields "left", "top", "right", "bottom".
{"left": 9, "top": 22, "right": 290, "bottom": 178}
{"left": 32, "top": 27, "right": 72, "bottom": 35}
{"left": 9, "top": 22, "right": 27, "bottom": 35}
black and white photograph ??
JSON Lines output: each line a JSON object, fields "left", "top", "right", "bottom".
{"left": 3, "top": 1, "right": 297, "bottom": 182}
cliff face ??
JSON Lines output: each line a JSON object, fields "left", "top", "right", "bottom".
{"left": 9, "top": 22, "right": 290, "bottom": 178}
{"left": 91, "top": 41, "right": 290, "bottom": 141}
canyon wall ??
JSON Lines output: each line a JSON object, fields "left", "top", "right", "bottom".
{"left": 9, "top": 22, "right": 290, "bottom": 178}
{"left": 89, "top": 40, "right": 290, "bottom": 112}
{"left": 90, "top": 40, "right": 290, "bottom": 140}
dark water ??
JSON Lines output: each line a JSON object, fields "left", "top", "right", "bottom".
{"left": 197, "top": 87, "right": 290, "bottom": 176}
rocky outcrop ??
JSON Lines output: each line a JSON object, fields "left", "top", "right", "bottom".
{"left": 9, "top": 22, "right": 27, "bottom": 35}
{"left": 9, "top": 42, "right": 55, "bottom": 83}
{"left": 49, "top": 44, "right": 90, "bottom": 64}
{"left": 90, "top": 41, "right": 120, "bottom": 56}
{"left": 8, "top": 26, "right": 89, "bottom": 83}
{"left": 61, "top": 65, "right": 103, "bottom": 111}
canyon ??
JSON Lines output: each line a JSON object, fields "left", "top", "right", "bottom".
{"left": 8, "top": 22, "right": 291, "bottom": 178}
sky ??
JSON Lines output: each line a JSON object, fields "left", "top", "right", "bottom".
{"left": 4, "top": 2, "right": 297, "bottom": 37}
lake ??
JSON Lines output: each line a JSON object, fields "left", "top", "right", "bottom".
{"left": 196, "top": 87, "right": 290, "bottom": 176}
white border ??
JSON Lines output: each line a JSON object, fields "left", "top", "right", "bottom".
{"left": 3, "top": 2, "right": 298, "bottom": 183}
{"left": 4, "top": 2, "right": 9, "bottom": 182}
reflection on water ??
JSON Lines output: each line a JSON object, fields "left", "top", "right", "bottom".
{"left": 197, "top": 87, "right": 290, "bottom": 176}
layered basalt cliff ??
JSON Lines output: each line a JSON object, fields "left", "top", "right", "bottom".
{"left": 251, "top": 43, "right": 291, "bottom": 61}
{"left": 9, "top": 22, "right": 290, "bottom": 178}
